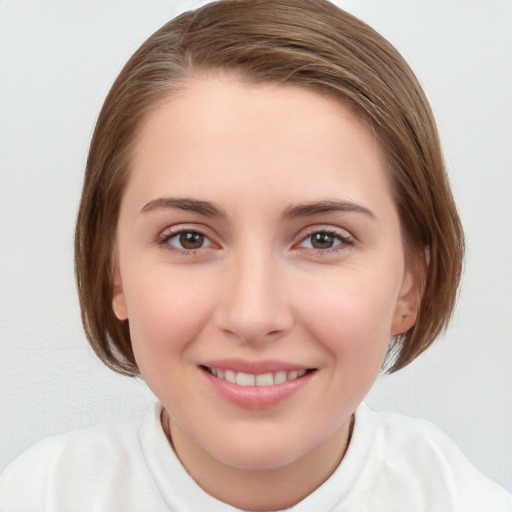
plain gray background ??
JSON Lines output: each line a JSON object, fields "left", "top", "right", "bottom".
{"left": 1, "top": 0, "right": 511, "bottom": 491}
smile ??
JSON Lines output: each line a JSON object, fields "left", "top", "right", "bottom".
{"left": 200, "top": 362, "right": 316, "bottom": 409}
{"left": 202, "top": 366, "right": 312, "bottom": 387}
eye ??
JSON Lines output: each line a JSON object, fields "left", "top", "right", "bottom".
{"left": 298, "top": 229, "right": 353, "bottom": 251}
{"left": 161, "top": 230, "right": 213, "bottom": 251}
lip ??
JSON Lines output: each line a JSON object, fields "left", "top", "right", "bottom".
{"left": 201, "top": 358, "right": 310, "bottom": 375}
{"left": 200, "top": 359, "right": 316, "bottom": 410}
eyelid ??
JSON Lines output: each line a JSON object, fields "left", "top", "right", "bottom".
{"left": 167, "top": 231, "right": 213, "bottom": 249}
{"left": 294, "top": 225, "right": 355, "bottom": 251}
{"left": 155, "top": 223, "right": 354, "bottom": 255}
{"left": 156, "top": 223, "right": 221, "bottom": 253}
{"left": 299, "top": 224, "right": 353, "bottom": 239}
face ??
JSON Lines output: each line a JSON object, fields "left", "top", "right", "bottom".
{"left": 113, "top": 76, "right": 418, "bottom": 474}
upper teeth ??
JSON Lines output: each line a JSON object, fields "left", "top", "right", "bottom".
{"left": 207, "top": 367, "right": 307, "bottom": 386}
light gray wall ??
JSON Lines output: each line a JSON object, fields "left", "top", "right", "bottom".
{"left": 1, "top": 0, "right": 511, "bottom": 491}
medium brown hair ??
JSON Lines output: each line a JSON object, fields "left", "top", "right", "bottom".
{"left": 75, "top": 0, "right": 464, "bottom": 376}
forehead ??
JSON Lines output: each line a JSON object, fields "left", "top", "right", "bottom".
{"left": 127, "top": 77, "right": 392, "bottom": 210}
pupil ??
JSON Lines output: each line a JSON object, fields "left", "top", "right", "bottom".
{"left": 180, "top": 232, "right": 204, "bottom": 249}
{"left": 312, "top": 232, "right": 334, "bottom": 249}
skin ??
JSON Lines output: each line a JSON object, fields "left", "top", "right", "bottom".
{"left": 112, "top": 75, "right": 420, "bottom": 511}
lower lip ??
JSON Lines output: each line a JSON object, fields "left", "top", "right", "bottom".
{"left": 201, "top": 369, "right": 314, "bottom": 410}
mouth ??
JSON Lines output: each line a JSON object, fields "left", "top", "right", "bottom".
{"left": 200, "top": 365, "right": 316, "bottom": 387}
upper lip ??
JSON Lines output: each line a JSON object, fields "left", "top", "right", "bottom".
{"left": 201, "top": 358, "right": 312, "bottom": 375}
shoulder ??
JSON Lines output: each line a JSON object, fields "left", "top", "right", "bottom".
{"left": 2, "top": 408, "right": 146, "bottom": 471}
{"left": 353, "top": 404, "right": 512, "bottom": 511}
{"left": 0, "top": 403, "right": 161, "bottom": 511}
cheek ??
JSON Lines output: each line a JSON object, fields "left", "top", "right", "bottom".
{"left": 123, "top": 272, "right": 213, "bottom": 370}
{"left": 298, "top": 270, "right": 399, "bottom": 364}
{"left": 302, "top": 286, "right": 392, "bottom": 410}
{"left": 304, "top": 274, "right": 399, "bottom": 333}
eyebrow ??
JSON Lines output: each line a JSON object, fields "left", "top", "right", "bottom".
{"left": 140, "top": 197, "right": 375, "bottom": 220}
{"left": 140, "top": 197, "right": 226, "bottom": 217}
{"left": 283, "top": 200, "right": 375, "bottom": 220}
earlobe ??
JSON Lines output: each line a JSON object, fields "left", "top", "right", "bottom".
{"left": 112, "top": 293, "right": 129, "bottom": 321}
{"left": 391, "top": 270, "right": 420, "bottom": 335}
{"left": 112, "top": 264, "right": 129, "bottom": 321}
{"left": 392, "top": 247, "right": 429, "bottom": 335}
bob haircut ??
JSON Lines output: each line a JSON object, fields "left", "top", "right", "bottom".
{"left": 75, "top": 0, "right": 464, "bottom": 376}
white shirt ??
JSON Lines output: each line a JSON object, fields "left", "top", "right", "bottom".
{"left": 1, "top": 402, "right": 511, "bottom": 511}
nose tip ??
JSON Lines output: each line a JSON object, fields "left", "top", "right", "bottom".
{"left": 223, "top": 319, "right": 283, "bottom": 345}
{"left": 213, "top": 257, "right": 293, "bottom": 344}
{"left": 216, "top": 289, "right": 292, "bottom": 344}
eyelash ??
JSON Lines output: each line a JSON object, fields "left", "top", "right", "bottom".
{"left": 297, "top": 227, "right": 354, "bottom": 254}
{"left": 157, "top": 228, "right": 214, "bottom": 256}
{"left": 157, "top": 227, "right": 354, "bottom": 256}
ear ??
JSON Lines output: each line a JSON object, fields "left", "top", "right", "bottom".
{"left": 391, "top": 268, "right": 421, "bottom": 335}
{"left": 112, "top": 261, "right": 129, "bottom": 321}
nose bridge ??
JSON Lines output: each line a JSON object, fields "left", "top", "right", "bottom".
{"left": 215, "top": 244, "right": 292, "bottom": 343}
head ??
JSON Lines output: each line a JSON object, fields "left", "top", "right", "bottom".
{"left": 75, "top": 0, "right": 464, "bottom": 377}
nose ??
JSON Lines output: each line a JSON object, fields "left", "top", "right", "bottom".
{"left": 213, "top": 248, "right": 294, "bottom": 344}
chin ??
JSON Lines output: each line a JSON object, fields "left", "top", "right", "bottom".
{"left": 207, "top": 432, "right": 318, "bottom": 471}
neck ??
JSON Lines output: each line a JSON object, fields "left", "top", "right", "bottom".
{"left": 162, "top": 409, "right": 354, "bottom": 511}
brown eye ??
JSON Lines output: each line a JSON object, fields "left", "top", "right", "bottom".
{"left": 178, "top": 231, "right": 205, "bottom": 249}
{"left": 163, "top": 230, "right": 211, "bottom": 251}
{"left": 310, "top": 232, "right": 336, "bottom": 249}
{"left": 298, "top": 229, "right": 352, "bottom": 251}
